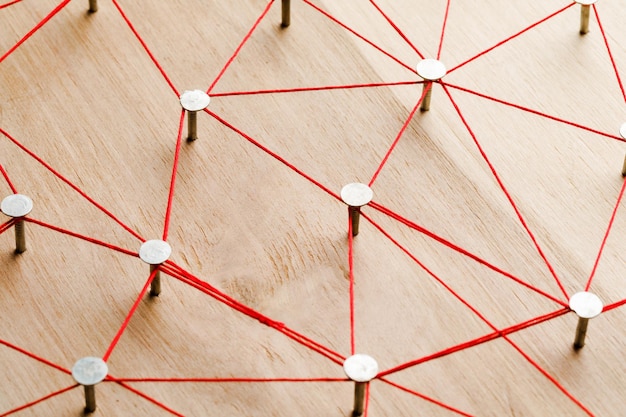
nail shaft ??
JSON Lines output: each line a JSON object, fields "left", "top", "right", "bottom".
{"left": 281, "top": 0, "right": 290, "bottom": 27}
{"left": 150, "top": 264, "right": 161, "bottom": 297}
{"left": 14, "top": 219, "right": 26, "bottom": 253}
{"left": 420, "top": 82, "right": 433, "bottom": 112}
{"left": 573, "top": 317, "right": 589, "bottom": 349}
{"left": 349, "top": 207, "right": 361, "bottom": 237}
{"left": 187, "top": 111, "right": 198, "bottom": 141}
{"left": 88, "top": 0, "right": 97, "bottom": 13}
{"left": 352, "top": 381, "right": 367, "bottom": 416}
{"left": 621, "top": 154, "right": 626, "bottom": 177}
{"left": 580, "top": 4, "right": 590, "bottom": 34}
{"left": 84, "top": 385, "right": 96, "bottom": 413}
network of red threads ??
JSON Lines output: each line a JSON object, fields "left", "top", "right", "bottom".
{"left": 1, "top": 0, "right": 625, "bottom": 416}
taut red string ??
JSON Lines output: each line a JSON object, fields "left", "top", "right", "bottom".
{"left": 0, "top": 165, "right": 17, "bottom": 193}
{"left": 436, "top": 0, "right": 451, "bottom": 60}
{"left": 115, "top": 381, "right": 184, "bottom": 417}
{"left": 0, "top": 0, "right": 22, "bottom": 10}
{"left": 0, "top": 384, "right": 78, "bottom": 417}
{"left": 110, "top": 377, "right": 346, "bottom": 383}
{"left": 0, "top": 338, "right": 71, "bottom": 375}
{"left": 367, "top": 0, "right": 424, "bottom": 59}
{"left": 161, "top": 110, "right": 186, "bottom": 241}
{"left": 593, "top": 4, "right": 626, "bottom": 104}
{"left": 348, "top": 207, "right": 356, "bottom": 355}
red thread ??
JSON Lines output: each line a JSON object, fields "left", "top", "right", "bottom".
{"left": 448, "top": 3, "right": 575, "bottom": 73}
{"left": 0, "top": 338, "right": 71, "bottom": 375}
{"left": 0, "top": 0, "right": 70, "bottom": 64}
{"left": 0, "top": 219, "right": 16, "bottom": 235}
{"left": 303, "top": 0, "right": 416, "bottom": 74}
{"left": 206, "top": 0, "right": 274, "bottom": 94}
{"left": 102, "top": 269, "right": 158, "bottom": 361}
{"left": 593, "top": 4, "right": 626, "bottom": 104}
{"left": 0, "top": 384, "right": 78, "bottom": 417}
{"left": 162, "top": 110, "right": 186, "bottom": 241}
{"left": 109, "top": 377, "right": 346, "bottom": 383}
{"left": 443, "top": 82, "right": 625, "bottom": 143}
{"left": 116, "top": 381, "right": 184, "bottom": 417}
{"left": 0, "top": 0, "right": 22, "bottom": 10}
{"left": 585, "top": 178, "right": 626, "bottom": 290}
{"left": 364, "top": 381, "right": 371, "bottom": 417}
{"left": 348, "top": 207, "right": 356, "bottom": 355}
{"left": 111, "top": 0, "right": 179, "bottom": 97}
{"left": 0, "top": 165, "right": 17, "bottom": 193}
{"left": 436, "top": 0, "right": 451, "bottom": 60}
{"left": 443, "top": 84, "right": 569, "bottom": 301}
{"left": 211, "top": 80, "right": 419, "bottom": 98}
{"left": 603, "top": 297, "right": 626, "bottom": 312}
{"left": 368, "top": 0, "right": 424, "bottom": 59}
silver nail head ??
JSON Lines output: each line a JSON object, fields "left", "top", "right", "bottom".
{"left": 619, "top": 122, "right": 626, "bottom": 140}
{"left": 569, "top": 291, "right": 603, "bottom": 319}
{"left": 72, "top": 357, "right": 108, "bottom": 386}
{"left": 180, "top": 90, "right": 211, "bottom": 112}
{"left": 139, "top": 240, "right": 172, "bottom": 265}
{"left": 341, "top": 183, "right": 373, "bottom": 208}
{"left": 416, "top": 59, "right": 447, "bottom": 81}
{"left": 1, "top": 194, "right": 33, "bottom": 218}
{"left": 574, "top": 0, "right": 598, "bottom": 5}
{"left": 343, "top": 354, "right": 379, "bottom": 382}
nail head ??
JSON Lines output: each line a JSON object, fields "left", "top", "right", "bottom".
{"left": 416, "top": 59, "right": 447, "bottom": 81}
{"left": 341, "top": 183, "right": 373, "bottom": 207}
{"left": 1, "top": 194, "right": 33, "bottom": 218}
{"left": 180, "top": 90, "right": 211, "bottom": 112}
{"left": 569, "top": 291, "right": 603, "bottom": 319}
{"left": 619, "top": 122, "right": 626, "bottom": 140}
{"left": 72, "top": 357, "right": 108, "bottom": 386}
{"left": 139, "top": 239, "right": 172, "bottom": 265}
{"left": 574, "top": 0, "right": 597, "bottom": 4}
{"left": 343, "top": 354, "right": 378, "bottom": 382}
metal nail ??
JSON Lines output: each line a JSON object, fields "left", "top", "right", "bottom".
{"left": 343, "top": 354, "right": 378, "bottom": 416}
{"left": 1, "top": 194, "right": 33, "bottom": 254}
{"left": 180, "top": 90, "right": 211, "bottom": 141}
{"left": 416, "top": 59, "right": 447, "bottom": 112}
{"left": 341, "top": 183, "right": 373, "bottom": 237}
{"left": 569, "top": 291, "right": 603, "bottom": 350}
{"left": 139, "top": 240, "right": 172, "bottom": 297}
{"left": 281, "top": 0, "right": 290, "bottom": 27}
{"left": 72, "top": 357, "right": 108, "bottom": 413}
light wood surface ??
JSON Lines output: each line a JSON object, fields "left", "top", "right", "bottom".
{"left": 1, "top": 0, "right": 626, "bottom": 415}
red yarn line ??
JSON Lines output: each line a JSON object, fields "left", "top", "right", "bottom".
{"left": 367, "top": 0, "right": 424, "bottom": 59}
{"left": 111, "top": 0, "right": 179, "bottom": 97}
{"left": 363, "top": 381, "right": 371, "bottom": 417}
{"left": 211, "top": 80, "right": 419, "bottom": 98}
{"left": 102, "top": 269, "right": 157, "bottom": 361}
{"left": 0, "top": 219, "right": 16, "bottom": 235}
{"left": 25, "top": 218, "right": 138, "bottom": 258}
{"left": 448, "top": 2, "right": 575, "bottom": 73}
{"left": 368, "top": 84, "right": 428, "bottom": 186}
{"left": 443, "top": 82, "right": 625, "bottom": 143}
{"left": 302, "top": 0, "right": 416, "bottom": 74}
{"left": 381, "top": 378, "right": 474, "bottom": 417}
{"left": 0, "top": 165, "right": 17, "bottom": 193}
{"left": 348, "top": 207, "right": 356, "bottom": 355}
{"left": 0, "top": 384, "right": 78, "bottom": 417}
{"left": 0, "top": 0, "right": 22, "bottom": 10}
{"left": 442, "top": 85, "right": 569, "bottom": 301}
{"left": 585, "top": 178, "right": 626, "bottom": 291}
{"left": 0, "top": 0, "right": 70, "bottom": 64}
{"left": 364, "top": 206, "right": 567, "bottom": 306}
{"left": 593, "top": 4, "right": 626, "bottom": 104}
{"left": 206, "top": 0, "right": 273, "bottom": 94}
{"left": 116, "top": 381, "right": 184, "bottom": 417}
{"left": 161, "top": 110, "right": 185, "bottom": 241}
{"left": 205, "top": 109, "right": 341, "bottom": 201}
{"left": 0, "top": 128, "right": 145, "bottom": 241}
{"left": 0, "top": 338, "right": 71, "bottom": 375}
{"left": 436, "top": 0, "right": 451, "bottom": 60}
{"left": 604, "top": 297, "right": 626, "bottom": 312}
{"left": 110, "top": 377, "right": 346, "bottom": 383}
{"left": 378, "top": 307, "right": 569, "bottom": 377}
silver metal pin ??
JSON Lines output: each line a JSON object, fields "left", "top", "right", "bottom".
{"left": 569, "top": 291, "right": 603, "bottom": 350}
{"left": 343, "top": 354, "right": 378, "bottom": 416}
{"left": 88, "top": 0, "right": 97, "bottom": 13}
{"left": 281, "top": 0, "right": 290, "bottom": 27}
{"left": 139, "top": 239, "right": 172, "bottom": 297}
{"left": 72, "top": 357, "right": 108, "bottom": 413}
{"left": 1, "top": 194, "right": 33, "bottom": 254}
{"left": 576, "top": 0, "right": 597, "bottom": 34}
{"left": 180, "top": 90, "right": 211, "bottom": 141}
{"left": 341, "top": 183, "right": 373, "bottom": 237}
{"left": 620, "top": 123, "right": 626, "bottom": 176}
{"left": 416, "top": 59, "right": 447, "bottom": 112}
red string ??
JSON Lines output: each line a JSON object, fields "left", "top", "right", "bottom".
{"left": 593, "top": 4, "right": 626, "bottom": 104}
{"left": 0, "top": 219, "right": 16, "bottom": 235}
{"left": 443, "top": 82, "right": 625, "bottom": 143}
{"left": 348, "top": 207, "right": 356, "bottom": 355}
{"left": 364, "top": 381, "right": 371, "bottom": 417}
{"left": 367, "top": 0, "right": 424, "bottom": 59}
{"left": 442, "top": 84, "right": 569, "bottom": 301}
{"left": 206, "top": 0, "right": 274, "bottom": 94}
{"left": 25, "top": 218, "right": 138, "bottom": 258}
{"left": 0, "top": 338, "right": 71, "bottom": 375}
{"left": 0, "top": 128, "right": 145, "bottom": 241}
{"left": 102, "top": 269, "right": 158, "bottom": 361}
{"left": 0, "top": 0, "right": 70, "bottom": 64}
{"left": 211, "top": 80, "right": 419, "bottom": 98}
{"left": 115, "top": 381, "right": 184, "bottom": 417}
{"left": 604, "top": 297, "right": 626, "bottom": 312}
{"left": 0, "top": 384, "right": 78, "bottom": 417}
{"left": 0, "top": 0, "right": 22, "bottom": 10}
{"left": 448, "top": 3, "right": 575, "bottom": 73}
{"left": 110, "top": 377, "right": 346, "bottom": 383}
{"left": 436, "top": 0, "right": 451, "bottom": 60}
{"left": 380, "top": 378, "right": 474, "bottom": 417}
{"left": 205, "top": 109, "right": 341, "bottom": 201}
{"left": 161, "top": 110, "right": 186, "bottom": 241}
{"left": 364, "top": 207, "right": 567, "bottom": 306}
{"left": 111, "top": 0, "right": 179, "bottom": 97}
{"left": 302, "top": 0, "right": 416, "bottom": 74}
{"left": 585, "top": 178, "right": 626, "bottom": 291}
{"left": 368, "top": 83, "right": 428, "bottom": 186}
{"left": 0, "top": 165, "right": 17, "bottom": 193}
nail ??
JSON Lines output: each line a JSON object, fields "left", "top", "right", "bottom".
{"left": 416, "top": 59, "right": 447, "bottom": 112}
{"left": 576, "top": 0, "right": 597, "bottom": 34}
{"left": 88, "top": 0, "right": 97, "bottom": 13}
{"left": 72, "top": 357, "right": 108, "bottom": 413}
{"left": 281, "top": 0, "right": 290, "bottom": 27}
{"left": 139, "top": 239, "right": 172, "bottom": 297}
{"left": 1, "top": 194, "right": 33, "bottom": 254}
{"left": 343, "top": 354, "right": 378, "bottom": 416}
{"left": 341, "top": 183, "right": 373, "bottom": 237}
{"left": 569, "top": 291, "right": 603, "bottom": 350}
{"left": 180, "top": 90, "right": 211, "bottom": 141}
{"left": 620, "top": 123, "right": 626, "bottom": 176}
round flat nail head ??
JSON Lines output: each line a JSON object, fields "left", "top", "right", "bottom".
{"left": 341, "top": 183, "right": 373, "bottom": 207}
{"left": 180, "top": 90, "right": 211, "bottom": 112}
{"left": 343, "top": 354, "right": 378, "bottom": 383}
{"left": 619, "top": 122, "right": 626, "bottom": 139}
{"left": 72, "top": 357, "right": 108, "bottom": 386}
{"left": 574, "top": 0, "right": 597, "bottom": 4}
{"left": 569, "top": 291, "right": 603, "bottom": 319}
{"left": 416, "top": 59, "right": 447, "bottom": 81}
{"left": 139, "top": 240, "right": 172, "bottom": 265}
{"left": 1, "top": 194, "right": 33, "bottom": 218}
